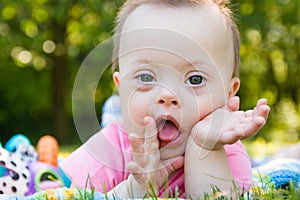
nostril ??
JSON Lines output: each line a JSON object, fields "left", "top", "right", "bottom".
{"left": 157, "top": 98, "right": 179, "bottom": 106}
{"left": 172, "top": 100, "right": 178, "bottom": 106}
{"left": 158, "top": 99, "right": 165, "bottom": 104}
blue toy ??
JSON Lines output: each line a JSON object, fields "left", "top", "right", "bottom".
{"left": 58, "top": 165, "right": 71, "bottom": 187}
{"left": 0, "top": 166, "right": 7, "bottom": 177}
{"left": 0, "top": 142, "right": 6, "bottom": 176}
{"left": 4, "top": 134, "right": 31, "bottom": 152}
{"left": 101, "top": 95, "right": 122, "bottom": 128}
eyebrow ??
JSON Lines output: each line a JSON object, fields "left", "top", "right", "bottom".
{"left": 131, "top": 58, "right": 156, "bottom": 66}
{"left": 182, "top": 60, "right": 216, "bottom": 72}
{"left": 131, "top": 58, "right": 217, "bottom": 74}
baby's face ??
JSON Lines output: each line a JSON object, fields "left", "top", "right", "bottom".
{"left": 114, "top": 3, "right": 239, "bottom": 160}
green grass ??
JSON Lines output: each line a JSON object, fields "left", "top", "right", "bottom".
{"left": 58, "top": 144, "right": 299, "bottom": 199}
{"left": 104, "top": 182, "right": 300, "bottom": 199}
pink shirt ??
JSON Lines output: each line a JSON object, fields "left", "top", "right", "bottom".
{"left": 60, "top": 122, "right": 252, "bottom": 197}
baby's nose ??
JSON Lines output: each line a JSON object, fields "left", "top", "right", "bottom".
{"left": 156, "top": 89, "right": 180, "bottom": 107}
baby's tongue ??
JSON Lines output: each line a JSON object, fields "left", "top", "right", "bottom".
{"left": 158, "top": 121, "right": 179, "bottom": 142}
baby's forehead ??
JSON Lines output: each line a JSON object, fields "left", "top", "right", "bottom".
{"left": 124, "top": 3, "right": 230, "bottom": 31}
{"left": 120, "top": 3, "right": 234, "bottom": 72}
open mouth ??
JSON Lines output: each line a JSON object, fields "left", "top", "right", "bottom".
{"left": 157, "top": 118, "right": 180, "bottom": 147}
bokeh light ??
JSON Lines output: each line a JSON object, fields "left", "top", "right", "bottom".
{"left": 43, "top": 40, "right": 56, "bottom": 54}
{"left": 18, "top": 50, "right": 32, "bottom": 65}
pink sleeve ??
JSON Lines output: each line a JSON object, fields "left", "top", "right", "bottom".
{"left": 224, "top": 141, "right": 253, "bottom": 191}
{"left": 59, "top": 122, "right": 132, "bottom": 192}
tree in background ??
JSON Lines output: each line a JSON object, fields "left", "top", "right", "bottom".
{"left": 236, "top": 0, "right": 300, "bottom": 144}
{"left": 0, "top": 0, "right": 123, "bottom": 144}
{"left": 0, "top": 0, "right": 299, "bottom": 145}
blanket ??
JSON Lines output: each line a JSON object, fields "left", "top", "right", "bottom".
{"left": 1, "top": 158, "right": 299, "bottom": 200}
{"left": 252, "top": 158, "right": 300, "bottom": 189}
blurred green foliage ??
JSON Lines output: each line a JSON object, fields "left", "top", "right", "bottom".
{"left": 236, "top": 0, "right": 300, "bottom": 144}
{"left": 0, "top": 0, "right": 299, "bottom": 145}
{"left": 0, "top": 0, "right": 123, "bottom": 144}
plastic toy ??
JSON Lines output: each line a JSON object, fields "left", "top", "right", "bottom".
{"left": 26, "top": 161, "right": 63, "bottom": 195}
{"left": 58, "top": 165, "right": 72, "bottom": 188}
{"left": 37, "top": 135, "right": 59, "bottom": 167}
{"left": 0, "top": 134, "right": 70, "bottom": 196}
{"left": 0, "top": 166, "right": 6, "bottom": 177}
{"left": 0, "top": 141, "right": 6, "bottom": 176}
{"left": 15, "top": 144, "right": 38, "bottom": 163}
{"left": 4, "top": 134, "right": 37, "bottom": 163}
{"left": 0, "top": 148, "right": 30, "bottom": 196}
{"left": 4, "top": 134, "right": 31, "bottom": 152}
{"left": 101, "top": 95, "right": 122, "bottom": 128}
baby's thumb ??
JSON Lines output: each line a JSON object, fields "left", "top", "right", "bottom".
{"left": 163, "top": 156, "right": 184, "bottom": 174}
{"left": 226, "top": 96, "right": 240, "bottom": 112}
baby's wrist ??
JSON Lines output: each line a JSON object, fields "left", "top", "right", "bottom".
{"left": 185, "top": 137, "right": 226, "bottom": 159}
{"left": 187, "top": 135, "right": 224, "bottom": 151}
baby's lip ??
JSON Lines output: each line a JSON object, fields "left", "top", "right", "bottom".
{"left": 156, "top": 114, "right": 179, "bottom": 131}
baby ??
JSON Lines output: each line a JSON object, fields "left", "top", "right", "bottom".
{"left": 61, "top": 0, "right": 270, "bottom": 198}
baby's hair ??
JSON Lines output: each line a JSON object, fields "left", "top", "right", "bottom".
{"left": 112, "top": 0, "right": 240, "bottom": 77}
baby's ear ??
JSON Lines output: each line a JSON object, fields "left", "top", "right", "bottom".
{"left": 228, "top": 77, "right": 240, "bottom": 98}
{"left": 113, "top": 72, "right": 120, "bottom": 88}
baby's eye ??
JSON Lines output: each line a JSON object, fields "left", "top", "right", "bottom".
{"left": 139, "top": 74, "right": 156, "bottom": 83}
{"left": 185, "top": 75, "right": 204, "bottom": 85}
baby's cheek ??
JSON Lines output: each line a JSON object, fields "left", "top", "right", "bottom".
{"left": 123, "top": 101, "right": 151, "bottom": 133}
{"left": 197, "top": 96, "right": 223, "bottom": 121}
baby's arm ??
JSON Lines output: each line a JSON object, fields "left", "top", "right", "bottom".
{"left": 108, "top": 116, "right": 183, "bottom": 198}
{"left": 185, "top": 97, "right": 270, "bottom": 198}
{"left": 185, "top": 140, "right": 234, "bottom": 198}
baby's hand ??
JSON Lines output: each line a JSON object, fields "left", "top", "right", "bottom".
{"left": 190, "top": 96, "right": 270, "bottom": 150}
{"left": 127, "top": 116, "right": 184, "bottom": 196}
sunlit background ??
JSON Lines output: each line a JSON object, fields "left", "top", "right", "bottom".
{"left": 0, "top": 0, "right": 299, "bottom": 157}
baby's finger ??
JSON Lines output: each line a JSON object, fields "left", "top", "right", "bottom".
{"left": 129, "top": 133, "right": 144, "bottom": 154}
{"left": 239, "top": 116, "right": 266, "bottom": 139}
{"left": 256, "top": 98, "right": 268, "bottom": 107}
{"left": 219, "top": 129, "right": 244, "bottom": 145}
{"left": 256, "top": 105, "right": 270, "bottom": 119}
{"left": 226, "top": 96, "right": 240, "bottom": 112}
{"left": 255, "top": 98, "right": 267, "bottom": 110}
{"left": 127, "top": 162, "right": 148, "bottom": 186}
{"left": 249, "top": 99, "right": 270, "bottom": 119}
{"left": 129, "top": 133, "right": 149, "bottom": 166}
{"left": 127, "top": 161, "right": 142, "bottom": 174}
{"left": 244, "top": 110, "right": 253, "bottom": 118}
{"left": 143, "top": 116, "right": 159, "bottom": 153}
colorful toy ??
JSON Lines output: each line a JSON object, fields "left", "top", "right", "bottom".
{"left": 0, "top": 148, "right": 30, "bottom": 196}
{"left": 0, "top": 166, "right": 7, "bottom": 177}
{"left": 14, "top": 144, "right": 38, "bottom": 163}
{"left": 0, "top": 134, "right": 70, "bottom": 196}
{"left": 37, "top": 135, "right": 59, "bottom": 167}
{"left": 4, "top": 134, "right": 37, "bottom": 163}
{"left": 101, "top": 95, "right": 122, "bottom": 128}
{"left": 26, "top": 161, "right": 63, "bottom": 195}
{"left": 0, "top": 143, "right": 6, "bottom": 177}
{"left": 4, "top": 134, "right": 31, "bottom": 152}
{"left": 58, "top": 165, "right": 72, "bottom": 188}
{"left": 5, "top": 188, "right": 110, "bottom": 200}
